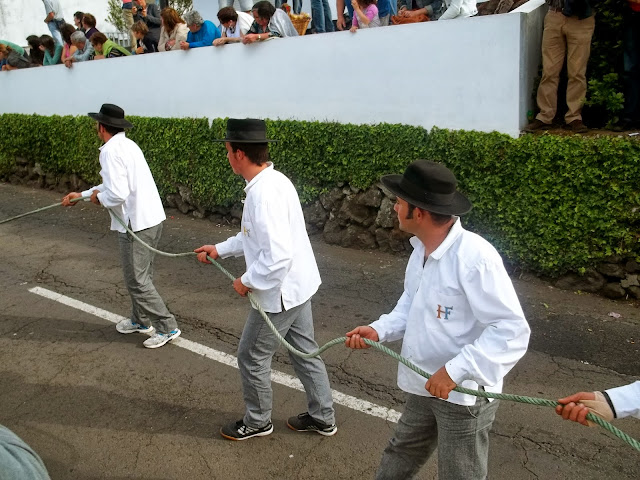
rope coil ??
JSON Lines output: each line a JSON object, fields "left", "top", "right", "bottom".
{"left": 2, "top": 198, "right": 639, "bottom": 452}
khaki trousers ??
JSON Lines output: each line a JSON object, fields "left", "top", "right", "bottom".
{"left": 122, "top": 8, "right": 135, "bottom": 51}
{"left": 535, "top": 10, "right": 595, "bottom": 124}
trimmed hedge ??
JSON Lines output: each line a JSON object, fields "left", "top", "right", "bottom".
{"left": 1, "top": 114, "right": 639, "bottom": 277}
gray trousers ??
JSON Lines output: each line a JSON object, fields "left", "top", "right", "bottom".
{"left": 238, "top": 299, "right": 335, "bottom": 428}
{"left": 376, "top": 393, "right": 499, "bottom": 480}
{"left": 118, "top": 223, "right": 178, "bottom": 334}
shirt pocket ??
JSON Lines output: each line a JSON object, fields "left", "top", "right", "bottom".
{"left": 427, "top": 292, "right": 472, "bottom": 338}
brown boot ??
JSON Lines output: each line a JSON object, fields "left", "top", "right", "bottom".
{"left": 566, "top": 120, "right": 588, "bottom": 133}
{"left": 524, "top": 119, "right": 553, "bottom": 133}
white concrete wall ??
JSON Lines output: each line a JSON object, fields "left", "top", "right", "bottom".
{"left": 0, "top": 0, "right": 116, "bottom": 47}
{"left": 0, "top": 4, "right": 546, "bottom": 137}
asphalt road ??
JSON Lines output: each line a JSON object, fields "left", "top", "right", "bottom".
{"left": 0, "top": 183, "right": 638, "bottom": 479}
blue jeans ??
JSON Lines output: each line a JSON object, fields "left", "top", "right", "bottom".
{"left": 311, "top": 0, "right": 334, "bottom": 33}
{"left": 376, "top": 393, "right": 499, "bottom": 480}
{"left": 237, "top": 300, "right": 335, "bottom": 428}
{"left": 47, "top": 21, "right": 63, "bottom": 47}
{"left": 622, "top": 8, "right": 640, "bottom": 122}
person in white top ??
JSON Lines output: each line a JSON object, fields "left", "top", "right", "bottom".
{"left": 213, "top": 6, "right": 254, "bottom": 45}
{"left": 345, "top": 160, "right": 531, "bottom": 480}
{"left": 62, "top": 104, "right": 181, "bottom": 349}
{"left": 195, "top": 119, "right": 336, "bottom": 441}
{"left": 556, "top": 381, "right": 640, "bottom": 424}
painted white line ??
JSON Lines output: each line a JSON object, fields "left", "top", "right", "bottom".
{"left": 29, "top": 286, "right": 401, "bottom": 423}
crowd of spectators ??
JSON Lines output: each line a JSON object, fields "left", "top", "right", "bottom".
{"left": 0, "top": 0, "right": 483, "bottom": 72}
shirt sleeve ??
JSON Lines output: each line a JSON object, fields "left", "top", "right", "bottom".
{"left": 445, "top": 259, "right": 531, "bottom": 386}
{"left": 81, "top": 184, "right": 104, "bottom": 200}
{"left": 216, "top": 232, "right": 245, "bottom": 258}
{"left": 439, "top": 0, "right": 464, "bottom": 20}
{"left": 73, "top": 44, "right": 94, "bottom": 61}
{"left": 240, "top": 198, "right": 293, "bottom": 291}
{"left": 606, "top": 381, "right": 640, "bottom": 419}
{"left": 145, "top": 6, "right": 162, "bottom": 27}
{"left": 188, "top": 23, "right": 220, "bottom": 48}
{"left": 95, "top": 150, "right": 131, "bottom": 209}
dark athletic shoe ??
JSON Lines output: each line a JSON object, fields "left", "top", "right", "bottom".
{"left": 220, "top": 419, "right": 273, "bottom": 441}
{"left": 287, "top": 412, "right": 337, "bottom": 437}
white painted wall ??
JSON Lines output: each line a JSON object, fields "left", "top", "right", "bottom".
{"left": 0, "top": 3, "right": 546, "bottom": 137}
{"left": 0, "top": 0, "right": 116, "bottom": 47}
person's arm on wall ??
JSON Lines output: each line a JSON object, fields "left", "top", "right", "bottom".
{"left": 439, "top": 0, "right": 464, "bottom": 20}
{"left": 336, "top": 0, "right": 347, "bottom": 30}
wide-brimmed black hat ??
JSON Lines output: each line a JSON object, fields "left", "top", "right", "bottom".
{"left": 88, "top": 104, "right": 133, "bottom": 129}
{"left": 381, "top": 160, "right": 472, "bottom": 216}
{"left": 214, "top": 118, "right": 276, "bottom": 143}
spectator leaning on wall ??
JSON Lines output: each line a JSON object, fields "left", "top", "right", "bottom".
{"left": 213, "top": 7, "right": 254, "bottom": 46}
{"left": 180, "top": 10, "right": 221, "bottom": 50}
{"left": 525, "top": 0, "right": 595, "bottom": 133}
{"left": 64, "top": 31, "right": 95, "bottom": 68}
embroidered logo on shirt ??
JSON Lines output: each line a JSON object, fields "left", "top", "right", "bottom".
{"left": 436, "top": 305, "right": 453, "bottom": 320}
{"left": 243, "top": 226, "right": 251, "bottom": 237}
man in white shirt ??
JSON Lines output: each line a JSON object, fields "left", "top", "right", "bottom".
{"left": 556, "top": 381, "right": 640, "bottom": 424}
{"left": 195, "top": 119, "right": 336, "bottom": 441}
{"left": 61, "top": 104, "right": 181, "bottom": 349}
{"left": 42, "top": 0, "right": 65, "bottom": 46}
{"left": 213, "top": 7, "right": 254, "bottom": 46}
{"left": 345, "top": 160, "right": 530, "bottom": 480}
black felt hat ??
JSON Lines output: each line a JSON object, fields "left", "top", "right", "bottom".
{"left": 381, "top": 160, "right": 472, "bottom": 215}
{"left": 214, "top": 118, "right": 276, "bottom": 143}
{"left": 88, "top": 104, "right": 133, "bottom": 129}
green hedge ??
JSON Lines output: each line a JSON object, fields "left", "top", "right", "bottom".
{"left": 1, "top": 114, "right": 639, "bottom": 277}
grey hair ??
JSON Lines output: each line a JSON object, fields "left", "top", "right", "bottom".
{"left": 183, "top": 10, "right": 204, "bottom": 26}
{"left": 70, "top": 30, "right": 87, "bottom": 43}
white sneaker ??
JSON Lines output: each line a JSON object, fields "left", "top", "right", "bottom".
{"left": 143, "top": 329, "right": 181, "bottom": 349}
{"left": 116, "top": 319, "right": 155, "bottom": 335}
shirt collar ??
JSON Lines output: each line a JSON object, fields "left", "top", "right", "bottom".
{"left": 244, "top": 162, "right": 273, "bottom": 192}
{"left": 99, "top": 131, "right": 126, "bottom": 151}
{"left": 409, "top": 216, "right": 463, "bottom": 260}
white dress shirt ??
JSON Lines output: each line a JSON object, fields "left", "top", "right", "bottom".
{"left": 369, "top": 218, "right": 530, "bottom": 406}
{"left": 215, "top": 163, "right": 321, "bottom": 313}
{"left": 607, "top": 381, "right": 640, "bottom": 419}
{"left": 82, "top": 132, "right": 166, "bottom": 233}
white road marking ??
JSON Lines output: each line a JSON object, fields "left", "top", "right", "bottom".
{"left": 29, "top": 286, "right": 401, "bottom": 423}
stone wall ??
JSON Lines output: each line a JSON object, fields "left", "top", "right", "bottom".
{"left": 4, "top": 160, "right": 638, "bottom": 301}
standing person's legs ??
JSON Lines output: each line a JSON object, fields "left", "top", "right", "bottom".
{"left": 375, "top": 394, "right": 439, "bottom": 480}
{"left": 284, "top": 300, "right": 335, "bottom": 425}
{"left": 535, "top": 11, "right": 568, "bottom": 124}
{"left": 322, "top": 0, "right": 335, "bottom": 32}
{"left": 118, "top": 223, "right": 178, "bottom": 334}
{"left": 236, "top": 0, "right": 253, "bottom": 12}
{"left": 432, "top": 396, "right": 500, "bottom": 480}
{"left": 237, "top": 305, "right": 303, "bottom": 427}
{"left": 564, "top": 15, "right": 596, "bottom": 123}
{"left": 310, "top": 0, "right": 327, "bottom": 33}
{"left": 292, "top": 0, "right": 303, "bottom": 14}
{"left": 122, "top": 8, "right": 135, "bottom": 50}
{"left": 622, "top": 10, "right": 640, "bottom": 123}
{"left": 48, "top": 22, "right": 63, "bottom": 46}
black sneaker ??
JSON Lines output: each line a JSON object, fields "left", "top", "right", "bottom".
{"left": 287, "top": 412, "right": 337, "bottom": 437}
{"left": 220, "top": 419, "right": 273, "bottom": 441}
